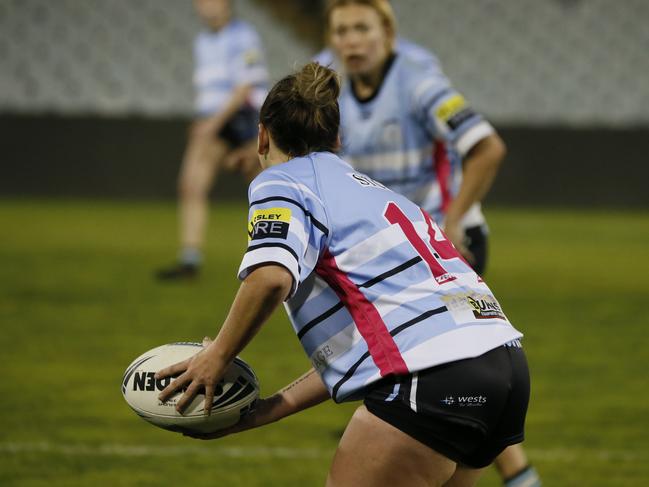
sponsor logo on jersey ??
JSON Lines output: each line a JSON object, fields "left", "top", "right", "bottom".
{"left": 244, "top": 48, "right": 261, "bottom": 66}
{"left": 248, "top": 207, "right": 291, "bottom": 241}
{"left": 467, "top": 296, "right": 506, "bottom": 320}
{"left": 312, "top": 344, "right": 334, "bottom": 372}
{"left": 436, "top": 94, "right": 467, "bottom": 122}
{"left": 441, "top": 292, "right": 508, "bottom": 323}
{"left": 436, "top": 94, "right": 477, "bottom": 130}
{"left": 447, "top": 108, "right": 477, "bottom": 130}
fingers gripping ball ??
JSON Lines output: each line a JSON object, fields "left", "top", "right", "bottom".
{"left": 121, "top": 343, "right": 259, "bottom": 434}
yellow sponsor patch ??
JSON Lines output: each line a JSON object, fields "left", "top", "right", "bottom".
{"left": 244, "top": 49, "right": 261, "bottom": 66}
{"left": 436, "top": 94, "right": 467, "bottom": 122}
{"left": 248, "top": 207, "right": 292, "bottom": 241}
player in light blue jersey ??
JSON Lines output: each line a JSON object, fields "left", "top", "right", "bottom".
{"left": 320, "top": 1, "right": 505, "bottom": 278}
{"left": 156, "top": 0, "right": 269, "bottom": 280}
{"left": 322, "top": 2, "right": 541, "bottom": 485}
{"left": 157, "top": 62, "right": 530, "bottom": 487}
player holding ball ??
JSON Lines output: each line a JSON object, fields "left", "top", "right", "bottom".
{"left": 157, "top": 62, "right": 530, "bottom": 487}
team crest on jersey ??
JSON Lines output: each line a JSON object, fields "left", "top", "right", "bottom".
{"left": 381, "top": 120, "right": 402, "bottom": 148}
{"left": 248, "top": 208, "right": 291, "bottom": 241}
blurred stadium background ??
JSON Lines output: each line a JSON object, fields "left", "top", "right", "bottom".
{"left": 1, "top": 1, "right": 648, "bottom": 486}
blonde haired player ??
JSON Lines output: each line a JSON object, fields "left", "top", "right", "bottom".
{"left": 157, "top": 62, "right": 531, "bottom": 487}
{"left": 157, "top": 0, "right": 268, "bottom": 279}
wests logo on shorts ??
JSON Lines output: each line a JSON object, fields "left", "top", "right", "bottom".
{"left": 248, "top": 207, "right": 291, "bottom": 241}
{"left": 467, "top": 296, "right": 506, "bottom": 320}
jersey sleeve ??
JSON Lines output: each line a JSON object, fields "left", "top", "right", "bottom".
{"left": 230, "top": 27, "right": 269, "bottom": 89}
{"left": 412, "top": 69, "right": 495, "bottom": 157}
{"left": 238, "top": 169, "right": 329, "bottom": 299}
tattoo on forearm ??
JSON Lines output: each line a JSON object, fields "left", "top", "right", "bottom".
{"left": 281, "top": 370, "right": 314, "bottom": 394}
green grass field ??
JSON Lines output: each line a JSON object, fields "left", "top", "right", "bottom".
{"left": 1, "top": 199, "right": 648, "bottom": 486}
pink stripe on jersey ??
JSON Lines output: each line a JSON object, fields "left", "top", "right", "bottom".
{"left": 433, "top": 142, "right": 452, "bottom": 214}
{"left": 315, "top": 249, "right": 409, "bottom": 377}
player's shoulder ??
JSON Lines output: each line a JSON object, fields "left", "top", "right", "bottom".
{"left": 228, "top": 19, "right": 262, "bottom": 42}
{"left": 194, "top": 29, "right": 213, "bottom": 47}
{"left": 249, "top": 157, "right": 318, "bottom": 200}
{"left": 397, "top": 51, "right": 443, "bottom": 82}
{"left": 393, "top": 40, "right": 447, "bottom": 86}
{"left": 397, "top": 38, "right": 442, "bottom": 67}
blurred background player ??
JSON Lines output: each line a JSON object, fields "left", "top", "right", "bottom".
{"left": 318, "top": 0, "right": 541, "bottom": 485}
{"left": 156, "top": 0, "right": 269, "bottom": 280}
{"left": 317, "top": 1, "right": 498, "bottom": 275}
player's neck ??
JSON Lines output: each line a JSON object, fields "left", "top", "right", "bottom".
{"left": 263, "top": 145, "right": 292, "bottom": 168}
{"left": 351, "top": 53, "right": 396, "bottom": 103}
{"left": 353, "top": 74, "right": 380, "bottom": 99}
{"left": 205, "top": 15, "right": 232, "bottom": 32}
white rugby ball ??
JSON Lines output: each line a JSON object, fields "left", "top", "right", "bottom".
{"left": 121, "top": 342, "right": 259, "bottom": 434}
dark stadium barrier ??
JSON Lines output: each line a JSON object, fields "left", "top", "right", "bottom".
{"left": 1, "top": 114, "right": 647, "bottom": 207}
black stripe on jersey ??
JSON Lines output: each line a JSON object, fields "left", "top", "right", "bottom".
{"left": 331, "top": 305, "right": 448, "bottom": 401}
{"left": 359, "top": 257, "right": 422, "bottom": 289}
{"left": 250, "top": 196, "right": 329, "bottom": 236}
{"left": 296, "top": 257, "right": 423, "bottom": 340}
{"left": 297, "top": 302, "right": 344, "bottom": 340}
{"left": 389, "top": 306, "right": 449, "bottom": 336}
{"left": 245, "top": 242, "right": 301, "bottom": 273}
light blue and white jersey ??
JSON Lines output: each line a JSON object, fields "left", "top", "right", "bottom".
{"left": 193, "top": 20, "right": 268, "bottom": 116}
{"left": 316, "top": 40, "right": 491, "bottom": 224}
{"left": 238, "top": 152, "right": 521, "bottom": 402}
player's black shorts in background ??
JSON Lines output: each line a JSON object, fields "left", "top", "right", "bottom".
{"left": 465, "top": 224, "right": 488, "bottom": 276}
{"left": 364, "top": 342, "right": 530, "bottom": 468}
{"left": 219, "top": 104, "right": 259, "bottom": 148}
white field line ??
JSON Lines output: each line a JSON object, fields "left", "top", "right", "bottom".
{"left": 0, "top": 442, "right": 328, "bottom": 459}
{"left": 1, "top": 442, "right": 647, "bottom": 462}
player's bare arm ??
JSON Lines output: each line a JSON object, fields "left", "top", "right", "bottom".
{"left": 186, "top": 368, "right": 330, "bottom": 440}
{"left": 444, "top": 133, "right": 506, "bottom": 256}
{"left": 156, "top": 264, "right": 293, "bottom": 414}
{"left": 191, "top": 84, "right": 254, "bottom": 138}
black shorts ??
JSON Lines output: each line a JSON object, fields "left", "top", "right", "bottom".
{"left": 464, "top": 225, "right": 488, "bottom": 276}
{"left": 363, "top": 343, "right": 530, "bottom": 468}
{"left": 218, "top": 104, "right": 259, "bottom": 148}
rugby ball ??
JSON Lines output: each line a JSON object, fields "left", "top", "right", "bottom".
{"left": 121, "top": 342, "right": 259, "bottom": 434}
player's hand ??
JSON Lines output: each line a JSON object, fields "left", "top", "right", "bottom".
{"left": 443, "top": 220, "right": 475, "bottom": 266}
{"left": 183, "top": 394, "right": 284, "bottom": 440}
{"left": 156, "top": 337, "right": 227, "bottom": 416}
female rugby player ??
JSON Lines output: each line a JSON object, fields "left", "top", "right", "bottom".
{"left": 156, "top": 0, "right": 268, "bottom": 280}
{"left": 156, "top": 62, "right": 530, "bottom": 487}
{"left": 320, "top": 2, "right": 540, "bottom": 484}
{"left": 323, "top": 0, "right": 504, "bottom": 275}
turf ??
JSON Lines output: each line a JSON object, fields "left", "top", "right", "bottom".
{"left": 1, "top": 199, "right": 648, "bottom": 486}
